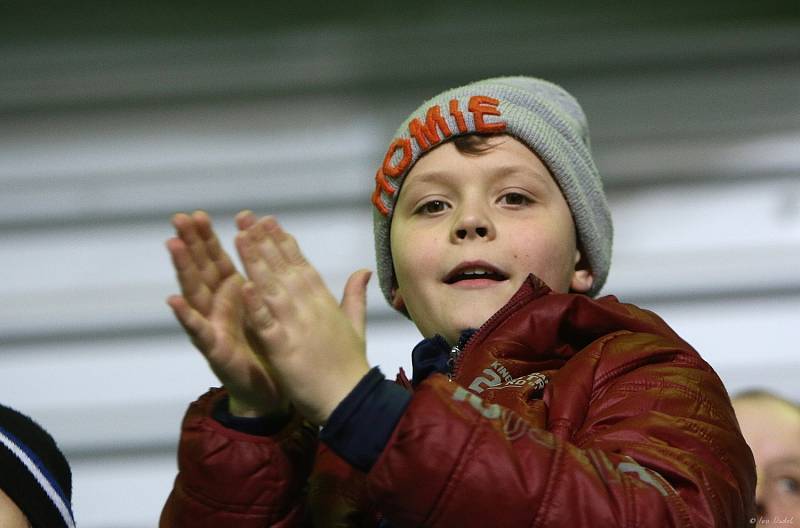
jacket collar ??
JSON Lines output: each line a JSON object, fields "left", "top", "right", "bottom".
{"left": 410, "top": 274, "right": 551, "bottom": 385}
{"left": 409, "top": 273, "right": 683, "bottom": 396}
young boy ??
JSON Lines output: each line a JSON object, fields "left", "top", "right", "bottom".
{"left": 161, "top": 77, "right": 756, "bottom": 527}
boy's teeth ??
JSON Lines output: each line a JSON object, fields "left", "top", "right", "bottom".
{"left": 446, "top": 265, "right": 506, "bottom": 283}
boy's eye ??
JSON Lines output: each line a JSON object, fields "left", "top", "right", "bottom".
{"left": 417, "top": 200, "right": 449, "bottom": 214}
{"left": 775, "top": 476, "right": 799, "bottom": 495}
{"left": 499, "top": 192, "right": 531, "bottom": 206}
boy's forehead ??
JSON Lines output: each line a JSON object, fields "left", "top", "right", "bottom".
{"left": 402, "top": 135, "right": 556, "bottom": 190}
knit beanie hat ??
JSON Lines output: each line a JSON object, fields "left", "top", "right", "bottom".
{"left": 0, "top": 404, "right": 75, "bottom": 528}
{"left": 371, "top": 76, "right": 613, "bottom": 307}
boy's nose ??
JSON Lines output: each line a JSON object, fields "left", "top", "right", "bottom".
{"left": 452, "top": 213, "right": 495, "bottom": 242}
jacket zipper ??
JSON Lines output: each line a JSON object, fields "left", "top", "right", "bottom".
{"left": 449, "top": 287, "right": 538, "bottom": 381}
{"left": 447, "top": 345, "right": 461, "bottom": 380}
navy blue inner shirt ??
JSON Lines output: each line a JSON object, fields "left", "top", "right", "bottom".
{"left": 215, "top": 329, "right": 477, "bottom": 473}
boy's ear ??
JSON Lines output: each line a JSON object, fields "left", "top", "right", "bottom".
{"left": 569, "top": 249, "right": 594, "bottom": 294}
{"left": 390, "top": 287, "right": 406, "bottom": 311}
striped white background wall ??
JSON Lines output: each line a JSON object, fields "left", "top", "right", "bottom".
{"left": 1, "top": 11, "right": 798, "bottom": 527}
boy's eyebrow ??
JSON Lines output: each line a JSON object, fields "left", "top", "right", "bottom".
{"left": 491, "top": 164, "right": 554, "bottom": 185}
{"left": 403, "top": 170, "right": 453, "bottom": 188}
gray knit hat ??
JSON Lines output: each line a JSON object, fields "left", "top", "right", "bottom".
{"left": 372, "top": 76, "right": 613, "bottom": 307}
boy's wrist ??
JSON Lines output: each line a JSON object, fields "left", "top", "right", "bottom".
{"left": 214, "top": 395, "right": 294, "bottom": 436}
{"left": 314, "top": 364, "right": 371, "bottom": 426}
{"left": 228, "top": 395, "right": 290, "bottom": 420}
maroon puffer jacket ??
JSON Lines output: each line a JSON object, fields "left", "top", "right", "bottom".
{"left": 161, "top": 276, "right": 756, "bottom": 527}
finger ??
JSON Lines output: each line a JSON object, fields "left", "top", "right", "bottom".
{"left": 267, "top": 219, "right": 326, "bottom": 293}
{"left": 210, "top": 274, "right": 244, "bottom": 328}
{"left": 166, "top": 237, "right": 213, "bottom": 314}
{"left": 241, "top": 281, "right": 273, "bottom": 329}
{"left": 253, "top": 217, "right": 291, "bottom": 276}
{"left": 173, "top": 212, "right": 220, "bottom": 288}
{"left": 270, "top": 220, "right": 308, "bottom": 267}
{"left": 340, "top": 269, "right": 372, "bottom": 339}
{"left": 235, "top": 209, "right": 258, "bottom": 231}
{"left": 192, "top": 210, "right": 237, "bottom": 279}
{"left": 236, "top": 229, "right": 278, "bottom": 296}
{"left": 241, "top": 281, "right": 286, "bottom": 350}
{"left": 167, "top": 295, "right": 215, "bottom": 352}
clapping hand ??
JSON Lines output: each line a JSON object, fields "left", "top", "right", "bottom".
{"left": 167, "top": 211, "right": 372, "bottom": 426}
{"left": 166, "top": 210, "right": 288, "bottom": 418}
{"left": 235, "top": 216, "right": 372, "bottom": 426}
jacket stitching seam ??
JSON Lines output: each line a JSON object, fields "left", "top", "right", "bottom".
{"left": 612, "top": 379, "right": 727, "bottom": 422}
{"left": 591, "top": 332, "right": 707, "bottom": 389}
{"left": 179, "top": 482, "right": 282, "bottom": 515}
{"left": 530, "top": 438, "right": 565, "bottom": 528}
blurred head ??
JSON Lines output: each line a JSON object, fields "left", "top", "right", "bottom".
{"left": 372, "top": 76, "right": 612, "bottom": 328}
{"left": 0, "top": 404, "right": 74, "bottom": 528}
{"left": 390, "top": 134, "right": 593, "bottom": 344}
{"left": 733, "top": 391, "right": 800, "bottom": 522}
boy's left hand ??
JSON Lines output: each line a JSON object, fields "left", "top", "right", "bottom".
{"left": 235, "top": 216, "right": 372, "bottom": 426}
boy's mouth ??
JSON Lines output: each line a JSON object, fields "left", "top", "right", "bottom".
{"left": 444, "top": 261, "right": 509, "bottom": 285}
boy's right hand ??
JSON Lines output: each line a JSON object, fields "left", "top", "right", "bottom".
{"left": 166, "top": 210, "right": 288, "bottom": 419}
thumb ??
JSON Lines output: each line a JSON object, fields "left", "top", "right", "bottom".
{"left": 340, "top": 269, "right": 372, "bottom": 338}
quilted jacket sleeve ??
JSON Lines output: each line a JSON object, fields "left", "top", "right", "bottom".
{"left": 160, "top": 388, "right": 318, "bottom": 528}
{"left": 366, "top": 332, "right": 757, "bottom": 528}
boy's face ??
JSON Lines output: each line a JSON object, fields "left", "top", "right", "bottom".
{"left": 390, "top": 135, "right": 593, "bottom": 344}
{"left": 733, "top": 398, "right": 800, "bottom": 521}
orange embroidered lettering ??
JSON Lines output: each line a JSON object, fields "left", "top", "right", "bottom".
{"left": 449, "top": 99, "right": 467, "bottom": 133}
{"left": 371, "top": 181, "right": 389, "bottom": 215}
{"left": 468, "top": 95, "right": 506, "bottom": 133}
{"left": 381, "top": 138, "right": 413, "bottom": 178}
{"left": 408, "top": 105, "right": 452, "bottom": 151}
{"left": 372, "top": 168, "right": 395, "bottom": 216}
{"left": 374, "top": 167, "right": 394, "bottom": 194}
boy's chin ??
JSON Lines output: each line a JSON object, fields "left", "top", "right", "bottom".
{"left": 443, "top": 311, "right": 498, "bottom": 343}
